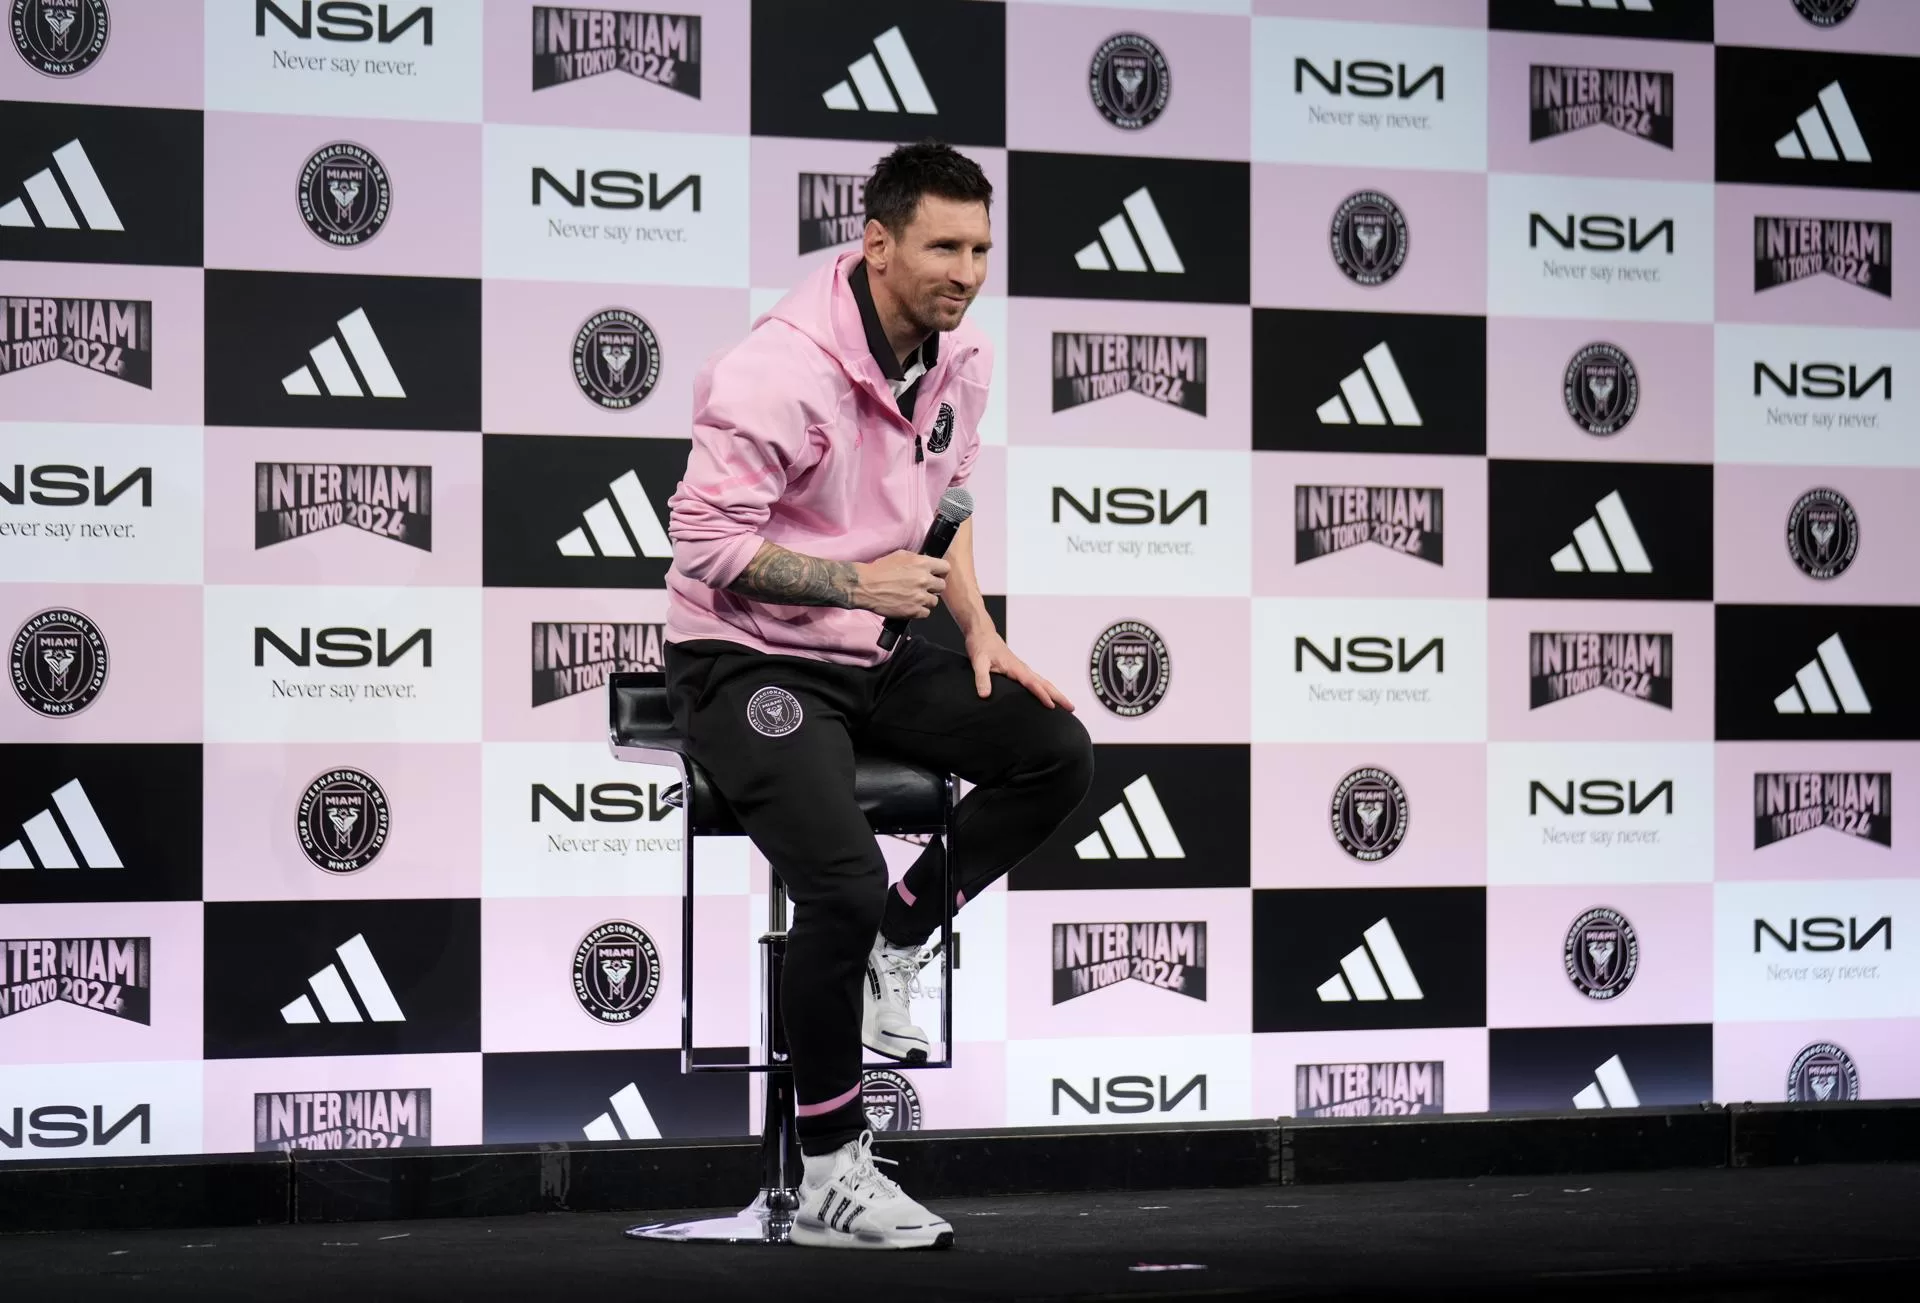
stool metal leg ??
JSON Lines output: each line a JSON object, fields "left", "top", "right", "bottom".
{"left": 627, "top": 884, "right": 800, "bottom": 1245}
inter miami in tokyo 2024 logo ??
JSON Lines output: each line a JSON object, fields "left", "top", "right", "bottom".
{"left": 1531, "top": 632, "right": 1674, "bottom": 710}
{"left": 1564, "top": 907, "right": 1638, "bottom": 1000}
{"left": 861, "top": 1069, "right": 922, "bottom": 1133}
{"left": 298, "top": 143, "right": 392, "bottom": 248}
{"left": 1052, "top": 332, "right": 1207, "bottom": 417}
{"left": 1786, "top": 488, "right": 1858, "bottom": 581}
{"left": 531, "top": 7, "right": 703, "bottom": 98}
{"left": 1330, "top": 767, "right": 1410, "bottom": 864}
{"left": 1753, "top": 771, "right": 1891, "bottom": 849}
{"left": 1564, "top": 343, "right": 1639, "bottom": 437}
{"left": 1052, "top": 921, "right": 1207, "bottom": 1005}
{"left": 296, "top": 769, "right": 391, "bottom": 876}
{"left": 1090, "top": 620, "right": 1170, "bottom": 718}
{"left": 0, "top": 936, "right": 151, "bottom": 1023}
{"left": 572, "top": 920, "right": 660, "bottom": 1025}
{"left": 10, "top": 607, "right": 107, "bottom": 717}
{"left": 1755, "top": 217, "right": 1892, "bottom": 297}
{"left": 11, "top": 0, "right": 110, "bottom": 78}
{"left": 1331, "top": 191, "right": 1408, "bottom": 288}
{"left": 1530, "top": 65, "right": 1674, "bottom": 149}
{"left": 1787, "top": 1042, "right": 1859, "bottom": 1102}
{"left": 1295, "top": 486, "right": 1444, "bottom": 566}
{"left": 573, "top": 309, "right": 661, "bottom": 411}
{"left": 1089, "top": 33, "right": 1169, "bottom": 131}
{"left": 256, "top": 463, "right": 433, "bottom": 552}
{"left": 0, "top": 297, "right": 152, "bottom": 387}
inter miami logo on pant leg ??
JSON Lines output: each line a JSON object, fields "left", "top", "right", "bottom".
{"left": 1330, "top": 191, "right": 1408, "bottom": 287}
{"left": 1530, "top": 65, "right": 1674, "bottom": 148}
{"left": 1786, "top": 487, "right": 1858, "bottom": 581}
{"left": 10, "top": 0, "right": 110, "bottom": 77}
{"left": 572, "top": 920, "right": 661, "bottom": 1025}
{"left": 861, "top": 1069, "right": 923, "bottom": 1132}
{"left": 1754, "top": 216, "right": 1892, "bottom": 297}
{"left": 255, "top": 463, "right": 433, "bottom": 552}
{"left": 1330, "top": 767, "right": 1410, "bottom": 864}
{"left": 1563, "top": 342, "right": 1638, "bottom": 436}
{"left": 1753, "top": 771, "right": 1891, "bottom": 849}
{"left": 1787, "top": 1042, "right": 1859, "bottom": 1102}
{"left": 572, "top": 308, "right": 660, "bottom": 411}
{"left": 0, "top": 936, "right": 150, "bottom": 1023}
{"left": 1531, "top": 632, "right": 1674, "bottom": 709}
{"left": 9, "top": 607, "right": 107, "bottom": 717}
{"left": 296, "top": 768, "right": 390, "bottom": 876}
{"left": 1089, "top": 32, "right": 1170, "bottom": 131}
{"left": 298, "top": 143, "right": 391, "bottom": 248}
{"left": 1051, "top": 921, "right": 1207, "bottom": 1004}
{"left": 531, "top": 7, "right": 703, "bottom": 98}
{"left": 745, "top": 685, "right": 803, "bottom": 738}
{"left": 1563, "top": 907, "right": 1638, "bottom": 1000}
{"left": 1089, "top": 620, "right": 1170, "bottom": 718}
{"left": 0, "top": 295, "right": 151, "bottom": 386}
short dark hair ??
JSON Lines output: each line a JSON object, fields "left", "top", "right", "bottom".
{"left": 864, "top": 139, "right": 993, "bottom": 236}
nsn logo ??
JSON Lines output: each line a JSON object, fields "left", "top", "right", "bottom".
{"left": 531, "top": 169, "right": 700, "bottom": 212}
{"left": 1051, "top": 487, "right": 1207, "bottom": 527}
{"left": 256, "top": 1, "right": 434, "bottom": 44}
{"left": 1753, "top": 362, "right": 1891, "bottom": 400}
{"left": 1530, "top": 779, "right": 1673, "bottom": 816}
{"left": 1051, "top": 1073, "right": 1206, "bottom": 1116}
{"left": 1, "top": 466, "right": 150, "bottom": 507}
{"left": 530, "top": 782, "right": 677, "bottom": 823}
{"left": 1295, "top": 636, "right": 1443, "bottom": 674}
{"left": 1295, "top": 59, "right": 1443, "bottom": 100}
{"left": 0, "top": 1104, "right": 148, "bottom": 1151}
{"left": 1753, "top": 916, "right": 1891, "bottom": 952}
{"left": 1530, "top": 213, "right": 1674, "bottom": 254}
{"left": 253, "top": 627, "right": 431, "bottom": 668}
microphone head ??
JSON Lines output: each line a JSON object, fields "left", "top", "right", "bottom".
{"left": 935, "top": 486, "right": 976, "bottom": 524}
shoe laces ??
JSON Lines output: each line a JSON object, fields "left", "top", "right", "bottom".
{"left": 880, "top": 947, "right": 925, "bottom": 1003}
{"left": 842, "top": 1130, "right": 905, "bottom": 1201}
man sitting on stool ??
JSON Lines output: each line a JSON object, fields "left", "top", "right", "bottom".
{"left": 664, "top": 140, "right": 1094, "bottom": 1251}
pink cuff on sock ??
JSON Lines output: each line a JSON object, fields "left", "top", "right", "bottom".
{"left": 893, "top": 880, "right": 917, "bottom": 907}
{"left": 795, "top": 1083, "right": 862, "bottom": 1117}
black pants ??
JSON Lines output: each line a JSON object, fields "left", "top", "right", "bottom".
{"left": 665, "top": 633, "right": 1095, "bottom": 1154}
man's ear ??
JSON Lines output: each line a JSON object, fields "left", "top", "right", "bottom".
{"left": 863, "top": 217, "right": 892, "bottom": 271}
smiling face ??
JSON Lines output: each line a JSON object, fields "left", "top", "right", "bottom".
{"left": 865, "top": 193, "right": 993, "bottom": 342}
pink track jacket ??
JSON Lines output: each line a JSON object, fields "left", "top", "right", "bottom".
{"left": 666, "top": 250, "right": 990, "bottom": 667}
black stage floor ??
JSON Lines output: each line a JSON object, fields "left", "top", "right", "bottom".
{"left": 5, "top": 1163, "right": 1917, "bottom": 1301}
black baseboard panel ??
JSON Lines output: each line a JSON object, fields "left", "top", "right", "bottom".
{"left": 3, "top": 1102, "right": 1915, "bottom": 1234}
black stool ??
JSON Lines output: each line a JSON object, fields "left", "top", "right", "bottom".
{"left": 605, "top": 670, "right": 956, "bottom": 1244}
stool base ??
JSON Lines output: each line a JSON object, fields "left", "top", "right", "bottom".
{"left": 624, "top": 1187, "right": 801, "bottom": 1245}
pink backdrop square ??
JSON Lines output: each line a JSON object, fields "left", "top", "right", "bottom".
{"left": 482, "top": 0, "right": 751, "bottom": 134}
{"left": 1713, "top": 464, "right": 1920, "bottom": 607}
{"left": 1714, "top": 1018, "right": 1920, "bottom": 1104}
{"left": 1251, "top": 164, "right": 1488, "bottom": 315}
{"left": 1486, "top": 318, "right": 1714, "bottom": 464}
{"left": 749, "top": 139, "right": 1009, "bottom": 297}
{"left": 1488, "top": 33, "right": 1714, "bottom": 181}
{"left": 1003, "top": 596, "right": 1250, "bottom": 743}
{"left": 1007, "top": 3, "right": 1251, "bottom": 160}
{"left": 1004, "top": 888, "right": 1251, "bottom": 1040}
{"left": 1714, "top": 742, "right": 1919, "bottom": 882}
{"left": 200, "top": 742, "right": 482, "bottom": 901}
{"left": 1714, "top": 0, "right": 1920, "bottom": 56}
{"left": 480, "top": 895, "right": 749, "bottom": 1053}
{"left": 482, "top": 281, "right": 748, "bottom": 437}
{"left": 201, "top": 1052, "right": 484, "bottom": 1154}
{"left": 966, "top": 446, "right": 1008, "bottom": 595}
{"left": 1252, "top": 1027, "right": 1491, "bottom": 1118}
{"left": 484, "top": 587, "right": 671, "bottom": 742}
{"left": 0, "top": 0, "right": 202, "bottom": 107}
{"left": 201, "top": 113, "right": 482, "bottom": 277}
{"left": 1716, "top": 185, "right": 1920, "bottom": 329}
{"left": 0, "top": 901, "right": 202, "bottom": 1065}
{"left": 1251, "top": 743, "right": 1487, "bottom": 888}
{"left": 1486, "top": 883, "right": 1714, "bottom": 1028}
{"left": 202, "top": 427, "right": 482, "bottom": 587}
{"left": 0, "top": 584, "right": 201, "bottom": 741}
{"left": 1254, "top": 0, "right": 1486, "bottom": 25}
{"left": 1253, "top": 452, "right": 1488, "bottom": 599}
{"left": 1487, "top": 600, "right": 1716, "bottom": 742}
{"left": 1005, "top": 299, "right": 1250, "bottom": 450}
{"left": 0, "top": 262, "right": 203, "bottom": 425}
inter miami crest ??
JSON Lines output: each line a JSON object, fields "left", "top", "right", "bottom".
{"left": 10, "top": 0, "right": 109, "bottom": 77}
{"left": 927, "top": 402, "right": 954, "bottom": 454}
{"left": 1786, "top": 488, "right": 1858, "bottom": 581}
{"left": 1563, "top": 907, "right": 1638, "bottom": 1000}
{"left": 572, "top": 308, "right": 661, "bottom": 411}
{"left": 861, "top": 1069, "right": 922, "bottom": 1132}
{"left": 1563, "top": 343, "right": 1638, "bottom": 437}
{"left": 298, "top": 142, "right": 392, "bottom": 248}
{"left": 9, "top": 607, "right": 107, "bottom": 717}
{"left": 1794, "top": 0, "right": 1857, "bottom": 26}
{"left": 1330, "top": 191, "right": 1408, "bottom": 288}
{"left": 1089, "top": 620, "right": 1169, "bottom": 718}
{"left": 572, "top": 920, "right": 661, "bottom": 1025}
{"left": 745, "top": 685, "right": 803, "bottom": 737}
{"left": 1329, "top": 767, "right": 1409, "bottom": 864}
{"left": 1787, "top": 1042, "right": 1859, "bottom": 1101}
{"left": 296, "top": 768, "right": 391, "bottom": 876}
{"left": 1088, "top": 32, "right": 1169, "bottom": 131}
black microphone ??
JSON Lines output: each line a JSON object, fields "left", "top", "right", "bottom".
{"left": 877, "top": 487, "right": 976, "bottom": 650}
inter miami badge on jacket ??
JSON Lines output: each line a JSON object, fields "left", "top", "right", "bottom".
{"left": 927, "top": 402, "right": 954, "bottom": 454}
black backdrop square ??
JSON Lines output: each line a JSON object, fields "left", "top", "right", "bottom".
{"left": 482, "top": 1048, "right": 749, "bottom": 1143}
{"left": 481, "top": 433, "right": 690, "bottom": 589}
{"left": 1715, "top": 46, "right": 1920, "bottom": 193}
{"left": 203, "top": 269, "right": 481, "bottom": 431}
{"left": 0, "top": 101, "right": 203, "bottom": 266}
{"left": 0, "top": 744, "right": 201, "bottom": 904}
{"left": 1487, "top": 459, "right": 1714, "bottom": 601}
{"left": 203, "top": 899, "right": 480, "bottom": 1059}
{"left": 1716, "top": 604, "right": 1920, "bottom": 741}
{"left": 1253, "top": 887, "right": 1486, "bottom": 1032}
{"left": 1489, "top": 1024, "right": 1714, "bottom": 1111}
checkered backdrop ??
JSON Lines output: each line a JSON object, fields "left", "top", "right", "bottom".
{"left": 2, "top": 0, "right": 1918, "bottom": 1159}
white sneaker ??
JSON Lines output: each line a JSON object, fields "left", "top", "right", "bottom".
{"left": 862, "top": 937, "right": 930, "bottom": 1064}
{"left": 791, "top": 1130, "right": 953, "bottom": 1251}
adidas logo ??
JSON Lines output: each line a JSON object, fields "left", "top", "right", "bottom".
{"left": 583, "top": 1082, "right": 661, "bottom": 1141}
{"left": 0, "top": 139, "right": 122, "bottom": 231}
{"left": 1074, "top": 776, "right": 1185, "bottom": 860}
{"left": 1774, "top": 633, "right": 1871, "bottom": 715}
{"left": 1549, "top": 490, "right": 1652, "bottom": 573}
{"left": 1774, "top": 81, "right": 1871, "bottom": 163}
{"left": 1315, "top": 918, "right": 1424, "bottom": 1003}
{"left": 279, "top": 934, "right": 406, "bottom": 1024}
{"left": 1555, "top": 0, "right": 1653, "bottom": 9}
{"left": 1073, "top": 188, "right": 1185, "bottom": 275}
{"left": 0, "top": 779, "right": 121, "bottom": 870}
{"left": 556, "top": 470, "right": 672, "bottom": 558}
{"left": 281, "top": 308, "right": 406, "bottom": 399}
{"left": 821, "top": 26, "right": 936, "bottom": 115}
{"left": 1315, "top": 343, "right": 1422, "bottom": 427}
{"left": 1571, "top": 1054, "right": 1640, "bottom": 1109}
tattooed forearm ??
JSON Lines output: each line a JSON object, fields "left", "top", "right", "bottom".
{"left": 726, "top": 541, "right": 861, "bottom": 608}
